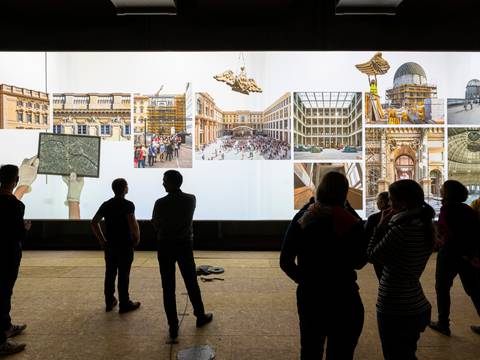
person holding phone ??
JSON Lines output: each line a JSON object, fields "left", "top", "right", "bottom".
{"left": 0, "top": 165, "right": 31, "bottom": 355}
{"left": 91, "top": 178, "right": 141, "bottom": 314}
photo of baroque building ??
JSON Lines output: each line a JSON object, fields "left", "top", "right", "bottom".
{"left": 366, "top": 127, "right": 444, "bottom": 216}
{"left": 195, "top": 92, "right": 291, "bottom": 160}
{"left": 53, "top": 93, "right": 131, "bottom": 141}
{"left": 294, "top": 162, "right": 363, "bottom": 210}
{"left": 0, "top": 84, "right": 50, "bottom": 130}
{"left": 293, "top": 92, "right": 362, "bottom": 160}
{"left": 448, "top": 128, "right": 480, "bottom": 203}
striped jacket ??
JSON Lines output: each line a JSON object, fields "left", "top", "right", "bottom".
{"left": 367, "top": 209, "right": 432, "bottom": 316}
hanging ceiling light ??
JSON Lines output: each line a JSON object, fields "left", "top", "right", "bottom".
{"left": 213, "top": 53, "right": 262, "bottom": 95}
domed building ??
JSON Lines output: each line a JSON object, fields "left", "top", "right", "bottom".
{"left": 386, "top": 62, "right": 437, "bottom": 107}
{"left": 465, "top": 79, "right": 480, "bottom": 100}
{"left": 448, "top": 128, "right": 480, "bottom": 200}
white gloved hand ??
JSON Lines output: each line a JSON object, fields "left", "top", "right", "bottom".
{"left": 17, "top": 156, "right": 40, "bottom": 193}
{"left": 62, "top": 172, "right": 84, "bottom": 203}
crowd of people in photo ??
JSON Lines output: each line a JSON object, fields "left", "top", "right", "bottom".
{"left": 134, "top": 135, "right": 183, "bottom": 168}
{"left": 1, "top": 161, "right": 480, "bottom": 359}
{"left": 199, "top": 135, "right": 290, "bottom": 160}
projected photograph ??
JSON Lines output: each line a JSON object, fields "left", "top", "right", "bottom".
{"left": 448, "top": 80, "right": 480, "bottom": 124}
{"left": 293, "top": 92, "right": 362, "bottom": 161}
{"left": 133, "top": 84, "right": 193, "bottom": 168}
{"left": 294, "top": 162, "right": 363, "bottom": 210}
{"left": 37, "top": 133, "right": 100, "bottom": 178}
{"left": 357, "top": 53, "right": 444, "bottom": 125}
{"left": 195, "top": 92, "right": 291, "bottom": 160}
{"left": 0, "top": 83, "right": 50, "bottom": 130}
{"left": 52, "top": 93, "right": 132, "bottom": 141}
{"left": 448, "top": 128, "right": 480, "bottom": 204}
{"left": 365, "top": 127, "right": 444, "bottom": 216}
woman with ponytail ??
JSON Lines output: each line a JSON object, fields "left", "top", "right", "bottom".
{"left": 367, "top": 179, "right": 434, "bottom": 360}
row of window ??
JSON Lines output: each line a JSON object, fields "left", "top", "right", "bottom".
{"left": 16, "top": 101, "right": 48, "bottom": 110}
{"left": 17, "top": 112, "right": 48, "bottom": 124}
{"left": 53, "top": 124, "right": 131, "bottom": 136}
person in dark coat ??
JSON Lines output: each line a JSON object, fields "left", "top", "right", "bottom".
{"left": 429, "top": 180, "right": 480, "bottom": 336}
{"left": 280, "top": 172, "right": 367, "bottom": 360}
{"left": 365, "top": 192, "right": 390, "bottom": 281}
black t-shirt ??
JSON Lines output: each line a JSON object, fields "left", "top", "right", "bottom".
{"left": 95, "top": 197, "right": 135, "bottom": 248}
{"left": 0, "top": 191, "right": 26, "bottom": 254}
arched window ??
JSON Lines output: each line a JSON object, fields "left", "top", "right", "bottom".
{"left": 395, "top": 155, "right": 415, "bottom": 180}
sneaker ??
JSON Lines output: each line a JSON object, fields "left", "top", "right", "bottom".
{"left": 105, "top": 298, "right": 118, "bottom": 312}
{"left": 119, "top": 300, "right": 141, "bottom": 314}
{"left": 429, "top": 321, "right": 451, "bottom": 336}
{"left": 196, "top": 313, "right": 213, "bottom": 328}
{"left": 169, "top": 325, "right": 179, "bottom": 340}
{"left": 471, "top": 325, "right": 480, "bottom": 335}
{"left": 0, "top": 339, "right": 26, "bottom": 355}
{"left": 5, "top": 324, "right": 27, "bottom": 338}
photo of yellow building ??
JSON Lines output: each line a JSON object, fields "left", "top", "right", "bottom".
{"left": 195, "top": 92, "right": 291, "bottom": 160}
{"left": 366, "top": 127, "right": 444, "bottom": 216}
{"left": 53, "top": 93, "right": 131, "bottom": 141}
{"left": 0, "top": 84, "right": 50, "bottom": 130}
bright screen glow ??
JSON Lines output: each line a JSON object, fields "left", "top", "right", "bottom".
{"left": 0, "top": 52, "right": 477, "bottom": 220}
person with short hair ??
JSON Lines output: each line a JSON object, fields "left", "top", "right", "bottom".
{"left": 280, "top": 171, "right": 367, "bottom": 359}
{"left": 365, "top": 192, "right": 390, "bottom": 281}
{"left": 368, "top": 179, "right": 434, "bottom": 360}
{"left": 429, "top": 180, "right": 480, "bottom": 336}
{"left": 151, "top": 170, "right": 212, "bottom": 340}
{"left": 91, "top": 178, "right": 141, "bottom": 313}
{"left": 0, "top": 165, "right": 30, "bottom": 355}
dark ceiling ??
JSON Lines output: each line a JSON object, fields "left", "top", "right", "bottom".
{"left": 0, "top": 0, "right": 478, "bottom": 51}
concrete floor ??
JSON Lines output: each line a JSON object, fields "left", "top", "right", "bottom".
{"left": 294, "top": 149, "right": 362, "bottom": 161}
{"left": 448, "top": 104, "right": 480, "bottom": 125}
{"left": 7, "top": 251, "right": 480, "bottom": 360}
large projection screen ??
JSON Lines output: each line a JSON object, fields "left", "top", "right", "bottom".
{"left": 0, "top": 51, "right": 476, "bottom": 220}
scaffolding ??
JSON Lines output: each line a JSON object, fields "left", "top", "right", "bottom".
{"left": 366, "top": 128, "right": 383, "bottom": 198}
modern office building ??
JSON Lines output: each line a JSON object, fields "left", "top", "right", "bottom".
{"left": 293, "top": 92, "right": 362, "bottom": 149}
{"left": 0, "top": 84, "right": 50, "bottom": 130}
{"left": 294, "top": 162, "right": 363, "bottom": 209}
{"left": 53, "top": 93, "right": 131, "bottom": 141}
{"left": 366, "top": 127, "right": 444, "bottom": 214}
{"left": 195, "top": 92, "right": 291, "bottom": 149}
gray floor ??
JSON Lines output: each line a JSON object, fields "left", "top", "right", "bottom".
{"left": 7, "top": 251, "right": 480, "bottom": 360}
{"left": 448, "top": 104, "right": 480, "bottom": 125}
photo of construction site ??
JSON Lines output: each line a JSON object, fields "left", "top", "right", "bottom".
{"left": 293, "top": 92, "right": 362, "bottom": 161}
{"left": 294, "top": 162, "right": 363, "bottom": 210}
{"left": 365, "top": 127, "right": 445, "bottom": 216}
{"left": 195, "top": 92, "right": 291, "bottom": 160}
{"left": 357, "top": 53, "right": 444, "bottom": 125}
{"left": 448, "top": 128, "right": 480, "bottom": 204}
{"left": 448, "top": 80, "right": 480, "bottom": 124}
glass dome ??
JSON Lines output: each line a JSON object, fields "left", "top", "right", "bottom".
{"left": 393, "top": 62, "right": 427, "bottom": 88}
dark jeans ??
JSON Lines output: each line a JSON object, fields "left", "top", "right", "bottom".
{"left": 435, "top": 247, "right": 480, "bottom": 326}
{"left": 148, "top": 155, "right": 155, "bottom": 167}
{"left": 377, "top": 308, "right": 431, "bottom": 360}
{"left": 297, "top": 286, "right": 364, "bottom": 360}
{"left": 104, "top": 247, "right": 134, "bottom": 306}
{"left": 0, "top": 252, "right": 21, "bottom": 344}
{"left": 157, "top": 244, "right": 205, "bottom": 328}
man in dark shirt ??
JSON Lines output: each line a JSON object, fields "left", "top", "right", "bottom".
{"left": 0, "top": 165, "right": 30, "bottom": 355}
{"left": 91, "top": 178, "right": 141, "bottom": 314}
{"left": 151, "top": 170, "right": 212, "bottom": 340}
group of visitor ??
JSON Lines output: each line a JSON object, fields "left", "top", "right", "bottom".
{"left": 281, "top": 175, "right": 480, "bottom": 359}
{"left": 200, "top": 135, "right": 290, "bottom": 160}
{"left": 134, "top": 135, "right": 182, "bottom": 167}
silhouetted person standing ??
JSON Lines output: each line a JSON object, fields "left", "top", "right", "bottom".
{"left": 91, "top": 178, "right": 141, "bottom": 314}
{"left": 151, "top": 170, "right": 212, "bottom": 340}
{"left": 0, "top": 165, "right": 29, "bottom": 355}
{"left": 281, "top": 172, "right": 367, "bottom": 360}
{"left": 368, "top": 180, "right": 434, "bottom": 360}
{"left": 429, "top": 180, "right": 480, "bottom": 336}
{"left": 365, "top": 192, "right": 390, "bottom": 281}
